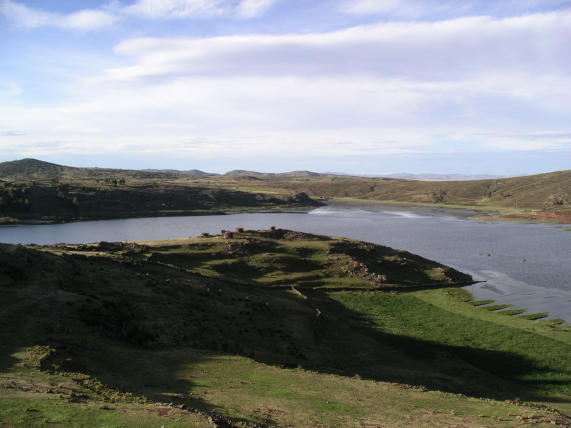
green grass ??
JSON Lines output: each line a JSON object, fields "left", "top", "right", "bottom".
{"left": 330, "top": 289, "right": 570, "bottom": 404}
{"left": 539, "top": 318, "right": 566, "bottom": 326}
{"left": 499, "top": 308, "right": 528, "bottom": 316}
{"left": 482, "top": 304, "right": 514, "bottom": 311}
{"left": 1, "top": 230, "right": 570, "bottom": 427}
{"left": 3, "top": 345, "right": 566, "bottom": 428}
{"left": 144, "top": 230, "right": 472, "bottom": 290}
{"left": 519, "top": 313, "right": 550, "bottom": 321}
{"left": 469, "top": 299, "right": 496, "bottom": 306}
{"left": 0, "top": 393, "right": 210, "bottom": 427}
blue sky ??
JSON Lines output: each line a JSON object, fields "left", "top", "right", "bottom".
{"left": 1, "top": 0, "right": 570, "bottom": 175}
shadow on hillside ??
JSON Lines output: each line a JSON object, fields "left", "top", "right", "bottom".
{"left": 66, "top": 282, "right": 569, "bottom": 409}
{"left": 0, "top": 346, "right": 18, "bottom": 375}
{"left": 0, "top": 245, "right": 278, "bottom": 427}
{"left": 299, "top": 289, "right": 569, "bottom": 403}
{"left": 0, "top": 336, "right": 277, "bottom": 427}
{"left": 1, "top": 243, "right": 568, "bottom": 426}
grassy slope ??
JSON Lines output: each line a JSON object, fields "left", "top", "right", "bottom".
{"left": 333, "top": 290, "right": 570, "bottom": 397}
{"left": 1, "top": 230, "right": 569, "bottom": 427}
{"left": 209, "top": 170, "right": 571, "bottom": 215}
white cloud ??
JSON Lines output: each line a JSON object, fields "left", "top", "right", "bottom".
{"left": 340, "top": 0, "right": 571, "bottom": 18}
{"left": 64, "top": 9, "right": 119, "bottom": 30}
{"left": 0, "top": 0, "right": 277, "bottom": 32}
{"left": 0, "top": 0, "right": 118, "bottom": 30}
{"left": 124, "top": 0, "right": 231, "bottom": 18}
{"left": 0, "top": 81, "right": 22, "bottom": 96}
{"left": 1, "top": 5, "right": 569, "bottom": 164}
{"left": 236, "top": 0, "right": 277, "bottom": 18}
{"left": 1, "top": 70, "right": 569, "bottom": 159}
{"left": 342, "top": 0, "right": 418, "bottom": 16}
{"left": 123, "top": 0, "right": 277, "bottom": 19}
{"left": 0, "top": 0, "right": 51, "bottom": 27}
{"left": 101, "top": 12, "right": 571, "bottom": 82}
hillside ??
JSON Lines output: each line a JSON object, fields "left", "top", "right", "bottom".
{"left": 216, "top": 170, "right": 571, "bottom": 215}
{"left": 0, "top": 159, "right": 321, "bottom": 223}
{"left": 0, "top": 179, "right": 319, "bottom": 223}
{"left": 1, "top": 230, "right": 569, "bottom": 427}
{"left": 0, "top": 159, "right": 319, "bottom": 181}
{"left": 1, "top": 159, "right": 569, "bottom": 220}
{"left": 0, "top": 159, "right": 73, "bottom": 180}
{"left": 0, "top": 159, "right": 185, "bottom": 181}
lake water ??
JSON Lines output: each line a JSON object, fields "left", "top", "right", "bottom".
{"left": 1, "top": 202, "right": 570, "bottom": 323}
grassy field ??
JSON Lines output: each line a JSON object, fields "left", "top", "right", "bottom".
{"left": 1, "top": 229, "right": 569, "bottom": 427}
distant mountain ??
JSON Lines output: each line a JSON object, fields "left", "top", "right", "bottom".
{"left": 224, "top": 170, "right": 502, "bottom": 181}
{"left": 278, "top": 170, "right": 322, "bottom": 177}
{"left": 0, "top": 159, "right": 213, "bottom": 180}
{"left": 143, "top": 168, "right": 215, "bottom": 176}
{"left": 0, "top": 160, "right": 502, "bottom": 182}
{"left": 224, "top": 170, "right": 269, "bottom": 177}
{"left": 185, "top": 169, "right": 215, "bottom": 176}
{"left": 0, "top": 158, "right": 75, "bottom": 180}
{"left": 224, "top": 170, "right": 322, "bottom": 178}
{"left": 381, "top": 173, "right": 505, "bottom": 181}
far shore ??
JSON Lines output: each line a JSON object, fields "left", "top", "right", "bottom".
{"left": 0, "top": 205, "right": 315, "bottom": 226}
{"left": 3, "top": 198, "right": 571, "bottom": 226}
{"left": 326, "top": 197, "right": 571, "bottom": 224}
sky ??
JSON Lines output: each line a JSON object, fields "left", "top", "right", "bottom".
{"left": 0, "top": 0, "right": 570, "bottom": 175}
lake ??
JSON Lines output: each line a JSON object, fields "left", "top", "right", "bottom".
{"left": 1, "top": 201, "right": 570, "bottom": 323}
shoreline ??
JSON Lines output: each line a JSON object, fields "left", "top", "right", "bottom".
{"left": 463, "top": 272, "right": 571, "bottom": 325}
{"left": 0, "top": 204, "right": 317, "bottom": 226}
{"left": 472, "top": 214, "right": 571, "bottom": 224}
{"left": 3, "top": 197, "right": 569, "bottom": 226}
{"left": 326, "top": 197, "right": 571, "bottom": 224}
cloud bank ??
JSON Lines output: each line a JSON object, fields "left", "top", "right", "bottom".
{"left": 341, "top": 0, "right": 571, "bottom": 18}
{"left": 0, "top": 0, "right": 278, "bottom": 31}
{"left": 104, "top": 12, "right": 571, "bottom": 81}
{"left": 0, "top": 0, "right": 118, "bottom": 30}
{"left": 0, "top": 2, "right": 569, "bottom": 173}
{"left": 124, "top": 0, "right": 278, "bottom": 19}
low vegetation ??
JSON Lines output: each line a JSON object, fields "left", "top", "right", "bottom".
{"left": 212, "top": 168, "right": 571, "bottom": 217}
{"left": 1, "top": 230, "right": 569, "bottom": 427}
{"left": 1, "top": 159, "right": 569, "bottom": 223}
{"left": 0, "top": 160, "right": 320, "bottom": 223}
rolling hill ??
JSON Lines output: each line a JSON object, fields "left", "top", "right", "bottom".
{"left": 0, "top": 158, "right": 73, "bottom": 180}
{"left": 0, "top": 159, "right": 321, "bottom": 223}
{"left": 1, "top": 159, "right": 569, "bottom": 221}
{"left": 1, "top": 230, "right": 570, "bottom": 426}
{"left": 224, "top": 170, "right": 571, "bottom": 215}
{"left": 0, "top": 158, "right": 182, "bottom": 181}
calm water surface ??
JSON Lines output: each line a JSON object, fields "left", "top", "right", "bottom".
{"left": 1, "top": 202, "right": 570, "bottom": 322}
